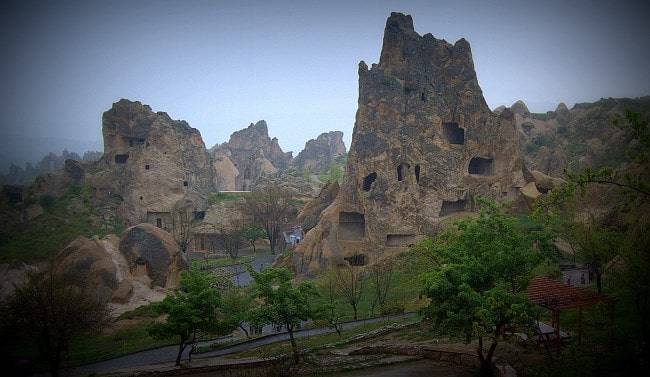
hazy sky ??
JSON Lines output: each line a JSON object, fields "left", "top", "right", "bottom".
{"left": 1, "top": 0, "right": 649, "bottom": 158}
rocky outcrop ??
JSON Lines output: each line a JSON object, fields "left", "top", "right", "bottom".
{"left": 293, "top": 131, "right": 346, "bottom": 174}
{"left": 119, "top": 223, "right": 187, "bottom": 288}
{"left": 511, "top": 97, "right": 650, "bottom": 176}
{"left": 510, "top": 100, "right": 530, "bottom": 117}
{"left": 53, "top": 235, "right": 129, "bottom": 303}
{"left": 95, "top": 99, "right": 213, "bottom": 223}
{"left": 292, "top": 13, "right": 529, "bottom": 275}
{"left": 211, "top": 120, "right": 292, "bottom": 191}
{"left": 297, "top": 181, "right": 340, "bottom": 232}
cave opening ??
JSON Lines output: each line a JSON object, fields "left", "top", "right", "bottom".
{"left": 338, "top": 211, "right": 365, "bottom": 240}
{"left": 362, "top": 172, "right": 377, "bottom": 191}
{"left": 415, "top": 164, "right": 421, "bottom": 183}
{"left": 439, "top": 199, "right": 467, "bottom": 217}
{"left": 468, "top": 157, "right": 493, "bottom": 175}
{"left": 442, "top": 122, "right": 465, "bottom": 145}
{"left": 386, "top": 234, "right": 416, "bottom": 247}
{"left": 344, "top": 253, "right": 368, "bottom": 266}
{"left": 397, "top": 163, "right": 410, "bottom": 182}
{"left": 114, "top": 154, "right": 129, "bottom": 164}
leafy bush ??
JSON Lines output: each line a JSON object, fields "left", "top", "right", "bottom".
{"left": 38, "top": 194, "right": 56, "bottom": 209}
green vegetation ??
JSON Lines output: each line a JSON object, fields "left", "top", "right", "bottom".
{"left": 208, "top": 191, "right": 248, "bottom": 205}
{"left": 190, "top": 255, "right": 253, "bottom": 269}
{"left": 3, "top": 267, "right": 110, "bottom": 377}
{"left": 148, "top": 269, "right": 237, "bottom": 366}
{"left": 420, "top": 199, "right": 542, "bottom": 376}
{"left": 0, "top": 185, "right": 123, "bottom": 263}
{"left": 230, "top": 316, "right": 417, "bottom": 359}
{"left": 249, "top": 267, "right": 321, "bottom": 362}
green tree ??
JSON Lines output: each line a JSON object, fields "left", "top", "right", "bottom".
{"left": 241, "top": 225, "right": 266, "bottom": 254}
{"left": 328, "top": 163, "right": 342, "bottom": 183}
{"left": 316, "top": 268, "right": 344, "bottom": 336}
{"left": 221, "top": 288, "right": 254, "bottom": 338}
{"left": 421, "top": 200, "right": 539, "bottom": 376}
{"left": 243, "top": 185, "right": 294, "bottom": 254}
{"left": 5, "top": 267, "right": 110, "bottom": 377}
{"left": 249, "top": 267, "right": 319, "bottom": 363}
{"left": 148, "top": 270, "right": 235, "bottom": 366}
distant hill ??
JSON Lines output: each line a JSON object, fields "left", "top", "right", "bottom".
{"left": 0, "top": 134, "right": 102, "bottom": 174}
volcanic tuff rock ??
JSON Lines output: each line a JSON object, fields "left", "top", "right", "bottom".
{"left": 96, "top": 99, "right": 213, "bottom": 223}
{"left": 211, "top": 120, "right": 293, "bottom": 191}
{"left": 53, "top": 235, "right": 128, "bottom": 303}
{"left": 297, "top": 181, "right": 340, "bottom": 232}
{"left": 119, "top": 223, "right": 187, "bottom": 288}
{"left": 292, "top": 13, "right": 530, "bottom": 275}
{"left": 512, "top": 97, "right": 650, "bottom": 176}
{"left": 293, "top": 131, "right": 347, "bottom": 173}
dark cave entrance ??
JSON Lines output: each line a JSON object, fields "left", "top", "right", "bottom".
{"left": 362, "top": 172, "right": 377, "bottom": 191}
{"left": 114, "top": 154, "right": 129, "bottom": 164}
{"left": 397, "top": 163, "right": 410, "bottom": 182}
{"left": 468, "top": 157, "right": 493, "bottom": 175}
{"left": 442, "top": 122, "right": 465, "bottom": 145}
{"left": 338, "top": 211, "right": 366, "bottom": 240}
{"left": 439, "top": 199, "right": 467, "bottom": 217}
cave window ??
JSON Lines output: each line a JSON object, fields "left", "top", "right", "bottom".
{"left": 156, "top": 218, "right": 162, "bottom": 228}
{"left": 115, "top": 154, "right": 129, "bottom": 164}
{"left": 397, "top": 163, "right": 410, "bottom": 182}
{"left": 362, "top": 172, "right": 377, "bottom": 191}
{"left": 338, "top": 211, "right": 365, "bottom": 240}
{"left": 139, "top": 196, "right": 143, "bottom": 201}
{"left": 386, "top": 234, "right": 416, "bottom": 247}
{"left": 468, "top": 157, "right": 493, "bottom": 175}
{"left": 242, "top": 183, "right": 247, "bottom": 191}
{"left": 193, "top": 211, "right": 206, "bottom": 220}
{"left": 415, "top": 165, "right": 421, "bottom": 183}
{"left": 183, "top": 181, "right": 188, "bottom": 187}
{"left": 421, "top": 92, "right": 426, "bottom": 102}
{"left": 344, "top": 254, "right": 367, "bottom": 266}
{"left": 439, "top": 199, "right": 467, "bottom": 217}
{"left": 145, "top": 164, "right": 150, "bottom": 170}
{"left": 442, "top": 122, "right": 465, "bottom": 144}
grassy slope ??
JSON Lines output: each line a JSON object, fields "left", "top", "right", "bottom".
{"left": 0, "top": 185, "right": 123, "bottom": 263}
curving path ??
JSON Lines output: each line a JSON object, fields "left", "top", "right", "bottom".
{"left": 68, "top": 313, "right": 417, "bottom": 376}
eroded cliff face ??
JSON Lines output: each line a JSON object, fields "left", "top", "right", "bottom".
{"left": 211, "top": 120, "right": 293, "bottom": 191}
{"left": 292, "top": 12, "right": 529, "bottom": 275}
{"left": 507, "top": 97, "right": 650, "bottom": 177}
{"left": 293, "top": 131, "right": 346, "bottom": 174}
{"left": 96, "top": 99, "right": 213, "bottom": 223}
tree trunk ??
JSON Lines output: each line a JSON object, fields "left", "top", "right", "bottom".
{"left": 239, "top": 323, "right": 251, "bottom": 339}
{"left": 477, "top": 336, "right": 497, "bottom": 377}
{"left": 595, "top": 269, "right": 603, "bottom": 293}
{"left": 175, "top": 339, "right": 186, "bottom": 366}
{"left": 287, "top": 324, "right": 300, "bottom": 363}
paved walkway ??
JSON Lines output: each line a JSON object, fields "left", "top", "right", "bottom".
{"left": 68, "top": 313, "right": 417, "bottom": 376}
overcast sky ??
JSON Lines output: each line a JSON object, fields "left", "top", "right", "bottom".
{"left": 1, "top": 0, "right": 649, "bottom": 159}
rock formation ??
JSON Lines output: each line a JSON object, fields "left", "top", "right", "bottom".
{"left": 94, "top": 99, "right": 214, "bottom": 224}
{"left": 53, "top": 235, "right": 128, "bottom": 303}
{"left": 119, "top": 223, "right": 187, "bottom": 288}
{"left": 293, "top": 131, "right": 346, "bottom": 174}
{"left": 511, "top": 97, "right": 650, "bottom": 176}
{"left": 211, "top": 120, "right": 292, "bottom": 191}
{"left": 292, "top": 13, "right": 529, "bottom": 275}
{"left": 296, "top": 181, "right": 340, "bottom": 232}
